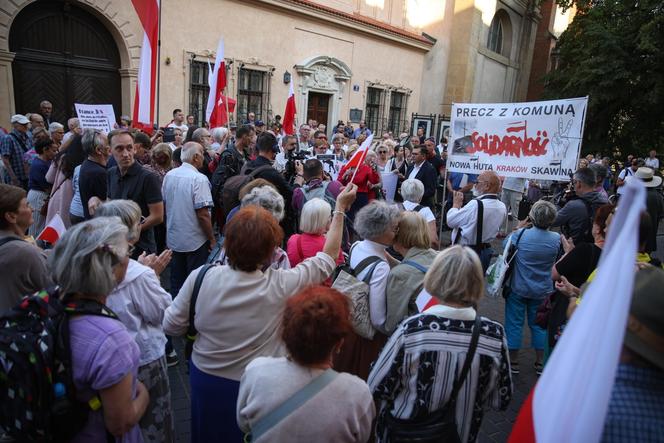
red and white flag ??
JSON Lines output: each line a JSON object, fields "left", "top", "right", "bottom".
{"left": 415, "top": 288, "right": 439, "bottom": 312}
{"left": 282, "top": 81, "right": 297, "bottom": 135}
{"left": 131, "top": 0, "right": 159, "bottom": 130}
{"left": 206, "top": 38, "right": 231, "bottom": 128}
{"left": 509, "top": 179, "right": 645, "bottom": 443}
{"left": 37, "top": 213, "right": 67, "bottom": 244}
{"left": 344, "top": 133, "right": 374, "bottom": 169}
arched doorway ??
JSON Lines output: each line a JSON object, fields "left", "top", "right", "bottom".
{"left": 9, "top": 1, "right": 121, "bottom": 124}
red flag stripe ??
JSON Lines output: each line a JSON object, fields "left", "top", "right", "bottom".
{"left": 509, "top": 389, "right": 536, "bottom": 443}
{"left": 130, "top": 0, "right": 159, "bottom": 47}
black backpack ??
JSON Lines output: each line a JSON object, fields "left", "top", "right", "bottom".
{"left": 210, "top": 147, "right": 243, "bottom": 208}
{"left": 0, "top": 287, "right": 119, "bottom": 441}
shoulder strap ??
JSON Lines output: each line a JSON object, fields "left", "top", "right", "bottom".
{"left": 413, "top": 204, "right": 424, "bottom": 212}
{"left": 247, "top": 164, "right": 273, "bottom": 179}
{"left": 448, "top": 315, "right": 482, "bottom": 402}
{"left": 0, "top": 236, "right": 23, "bottom": 248}
{"left": 475, "top": 199, "right": 484, "bottom": 247}
{"left": 514, "top": 227, "right": 527, "bottom": 246}
{"left": 249, "top": 369, "right": 338, "bottom": 441}
{"left": 402, "top": 260, "right": 428, "bottom": 273}
{"left": 186, "top": 264, "right": 216, "bottom": 341}
{"left": 352, "top": 255, "right": 382, "bottom": 276}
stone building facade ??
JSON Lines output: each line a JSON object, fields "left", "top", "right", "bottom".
{"left": 0, "top": 0, "right": 569, "bottom": 134}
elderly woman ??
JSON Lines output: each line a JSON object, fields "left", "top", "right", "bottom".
{"left": 334, "top": 200, "right": 401, "bottom": 380}
{"left": 400, "top": 178, "right": 439, "bottom": 248}
{"left": 163, "top": 184, "right": 356, "bottom": 442}
{"left": 237, "top": 286, "right": 375, "bottom": 442}
{"left": 287, "top": 198, "right": 344, "bottom": 267}
{"left": 369, "top": 246, "right": 512, "bottom": 443}
{"left": 94, "top": 200, "right": 174, "bottom": 442}
{"left": 49, "top": 122, "right": 65, "bottom": 147}
{"left": 384, "top": 211, "right": 438, "bottom": 333}
{"left": 503, "top": 200, "right": 561, "bottom": 375}
{"left": 145, "top": 142, "right": 172, "bottom": 182}
{"left": 49, "top": 217, "right": 149, "bottom": 441}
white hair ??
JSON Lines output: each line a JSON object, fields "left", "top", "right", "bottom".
{"left": 241, "top": 186, "right": 285, "bottom": 221}
{"left": 400, "top": 179, "right": 424, "bottom": 203}
{"left": 299, "top": 198, "right": 332, "bottom": 235}
{"left": 67, "top": 118, "right": 80, "bottom": 130}
{"left": 48, "top": 122, "right": 64, "bottom": 134}
{"left": 181, "top": 141, "right": 202, "bottom": 164}
{"left": 354, "top": 200, "right": 401, "bottom": 240}
{"left": 211, "top": 126, "right": 228, "bottom": 143}
{"left": 49, "top": 217, "right": 128, "bottom": 297}
{"left": 94, "top": 200, "right": 142, "bottom": 243}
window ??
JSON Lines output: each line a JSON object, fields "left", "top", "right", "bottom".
{"left": 365, "top": 87, "right": 384, "bottom": 134}
{"left": 189, "top": 60, "right": 210, "bottom": 126}
{"left": 487, "top": 11, "right": 512, "bottom": 58}
{"left": 237, "top": 68, "right": 268, "bottom": 122}
{"left": 388, "top": 91, "right": 407, "bottom": 134}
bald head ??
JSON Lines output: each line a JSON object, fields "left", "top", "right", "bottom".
{"left": 477, "top": 171, "right": 501, "bottom": 195}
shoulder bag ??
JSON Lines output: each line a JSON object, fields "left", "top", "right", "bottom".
{"left": 184, "top": 264, "right": 217, "bottom": 361}
{"left": 382, "top": 315, "right": 482, "bottom": 443}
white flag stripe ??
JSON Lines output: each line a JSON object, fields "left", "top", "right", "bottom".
{"left": 532, "top": 179, "right": 645, "bottom": 443}
{"left": 205, "top": 38, "right": 224, "bottom": 123}
{"left": 136, "top": 32, "right": 152, "bottom": 124}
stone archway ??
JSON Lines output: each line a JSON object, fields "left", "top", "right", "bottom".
{"left": 0, "top": 0, "right": 141, "bottom": 123}
{"left": 294, "top": 56, "right": 352, "bottom": 131}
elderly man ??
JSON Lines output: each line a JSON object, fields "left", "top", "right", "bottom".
{"left": 29, "top": 113, "right": 45, "bottom": 130}
{"left": 447, "top": 171, "right": 507, "bottom": 271}
{"left": 63, "top": 117, "right": 81, "bottom": 144}
{"left": 352, "top": 120, "right": 372, "bottom": 139}
{"left": 191, "top": 127, "right": 215, "bottom": 179}
{"left": 78, "top": 130, "right": 110, "bottom": 221}
{"left": 552, "top": 167, "right": 608, "bottom": 244}
{"left": 39, "top": 100, "right": 53, "bottom": 126}
{"left": 105, "top": 129, "right": 164, "bottom": 257}
{"left": 0, "top": 183, "right": 51, "bottom": 313}
{"left": 1, "top": 115, "right": 33, "bottom": 189}
{"left": 48, "top": 122, "right": 65, "bottom": 146}
{"left": 298, "top": 124, "right": 312, "bottom": 152}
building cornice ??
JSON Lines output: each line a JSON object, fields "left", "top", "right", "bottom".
{"left": 240, "top": 0, "right": 434, "bottom": 52}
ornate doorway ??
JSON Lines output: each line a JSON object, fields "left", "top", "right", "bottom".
{"left": 307, "top": 92, "right": 330, "bottom": 127}
{"left": 9, "top": 1, "right": 121, "bottom": 124}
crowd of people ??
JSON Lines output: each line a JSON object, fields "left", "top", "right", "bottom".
{"left": 0, "top": 102, "right": 663, "bottom": 443}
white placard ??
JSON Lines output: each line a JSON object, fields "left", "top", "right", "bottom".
{"left": 381, "top": 172, "right": 399, "bottom": 202}
{"left": 448, "top": 97, "right": 588, "bottom": 181}
{"left": 74, "top": 103, "right": 116, "bottom": 133}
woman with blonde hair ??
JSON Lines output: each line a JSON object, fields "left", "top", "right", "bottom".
{"left": 384, "top": 211, "right": 437, "bottom": 333}
{"left": 369, "top": 246, "right": 512, "bottom": 443}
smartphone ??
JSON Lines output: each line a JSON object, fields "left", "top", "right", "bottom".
{"left": 162, "top": 127, "right": 175, "bottom": 143}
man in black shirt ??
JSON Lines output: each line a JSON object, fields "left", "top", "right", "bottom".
{"left": 79, "top": 129, "right": 110, "bottom": 220}
{"left": 106, "top": 129, "right": 163, "bottom": 257}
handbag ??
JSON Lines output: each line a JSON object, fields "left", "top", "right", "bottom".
{"left": 382, "top": 315, "right": 482, "bottom": 443}
{"left": 485, "top": 228, "right": 526, "bottom": 298}
{"left": 331, "top": 247, "right": 383, "bottom": 339}
{"left": 244, "top": 369, "right": 338, "bottom": 442}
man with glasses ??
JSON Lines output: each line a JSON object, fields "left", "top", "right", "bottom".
{"left": 79, "top": 129, "right": 110, "bottom": 221}
{"left": 1, "top": 115, "right": 33, "bottom": 190}
{"left": 192, "top": 127, "right": 215, "bottom": 180}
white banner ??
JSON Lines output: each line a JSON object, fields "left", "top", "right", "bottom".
{"left": 448, "top": 97, "right": 588, "bottom": 181}
{"left": 381, "top": 172, "right": 399, "bottom": 202}
{"left": 74, "top": 103, "right": 116, "bottom": 133}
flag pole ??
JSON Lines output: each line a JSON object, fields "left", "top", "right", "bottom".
{"left": 438, "top": 168, "right": 449, "bottom": 250}
{"left": 224, "top": 68, "right": 230, "bottom": 129}
{"left": 155, "top": 0, "right": 162, "bottom": 128}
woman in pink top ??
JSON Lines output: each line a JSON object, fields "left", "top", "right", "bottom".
{"left": 288, "top": 198, "right": 345, "bottom": 268}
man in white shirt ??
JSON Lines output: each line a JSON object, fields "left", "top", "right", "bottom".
{"left": 500, "top": 176, "right": 527, "bottom": 233}
{"left": 167, "top": 108, "right": 188, "bottom": 134}
{"left": 447, "top": 171, "right": 506, "bottom": 271}
{"left": 162, "top": 141, "right": 215, "bottom": 298}
{"left": 616, "top": 158, "right": 639, "bottom": 196}
{"left": 645, "top": 150, "right": 660, "bottom": 170}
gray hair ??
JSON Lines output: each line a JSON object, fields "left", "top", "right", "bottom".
{"left": 241, "top": 186, "right": 285, "bottom": 221}
{"left": 528, "top": 200, "right": 557, "bottom": 229}
{"left": 181, "top": 141, "right": 203, "bottom": 164}
{"left": 300, "top": 198, "right": 332, "bottom": 234}
{"left": 67, "top": 118, "right": 80, "bottom": 130}
{"left": 354, "top": 201, "right": 401, "bottom": 240}
{"left": 192, "top": 127, "right": 210, "bottom": 143}
{"left": 331, "top": 133, "right": 344, "bottom": 143}
{"left": 81, "top": 128, "right": 106, "bottom": 156}
{"left": 400, "top": 179, "right": 424, "bottom": 203}
{"left": 48, "top": 122, "right": 64, "bottom": 134}
{"left": 94, "top": 200, "right": 142, "bottom": 243}
{"left": 49, "top": 217, "right": 129, "bottom": 297}
{"left": 589, "top": 162, "right": 607, "bottom": 183}
{"left": 573, "top": 167, "right": 596, "bottom": 187}
{"left": 424, "top": 245, "right": 484, "bottom": 306}
{"left": 211, "top": 126, "right": 228, "bottom": 143}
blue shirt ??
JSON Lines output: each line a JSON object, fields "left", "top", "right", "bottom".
{"left": 28, "top": 157, "right": 51, "bottom": 192}
{"left": 449, "top": 172, "right": 478, "bottom": 190}
{"left": 602, "top": 364, "right": 664, "bottom": 443}
{"left": 1, "top": 129, "right": 33, "bottom": 186}
{"left": 504, "top": 227, "right": 560, "bottom": 299}
{"left": 352, "top": 127, "right": 372, "bottom": 139}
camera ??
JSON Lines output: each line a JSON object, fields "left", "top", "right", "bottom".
{"left": 284, "top": 150, "right": 308, "bottom": 183}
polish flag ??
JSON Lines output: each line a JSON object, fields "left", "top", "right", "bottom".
{"left": 206, "top": 39, "right": 229, "bottom": 127}
{"left": 131, "top": 0, "right": 159, "bottom": 130}
{"left": 415, "top": 288, "right": 439, "bottom": 312}
{"left": 282, "top": 81, "right": 297, "bottom": 135}
{"left": 343, "top": 133, "right": 374, "bottom": 170}
{"left": 509, "top": 179, "right": 645, "bottom": 443}
{"left": 37, "top": 213, "right": 67, "bottom": 244}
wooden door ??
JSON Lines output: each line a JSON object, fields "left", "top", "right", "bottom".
{"left": 10, "top": 1, "right": 121, "bottom": 124}
{"left": 307, "top": 92, "right": 330, "bottom": 127}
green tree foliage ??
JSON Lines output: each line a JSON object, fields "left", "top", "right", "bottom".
{"left": 544, "top": 0, "right": 664, "bottom": 156}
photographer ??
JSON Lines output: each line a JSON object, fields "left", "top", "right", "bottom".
{"left": 277, "top": 135, "right": 308, "bottom": 184}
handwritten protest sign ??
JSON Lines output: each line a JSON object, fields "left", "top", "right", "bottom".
{"left": 381, "top": 172, "right": 399, "bottom": 202}
{"left": 448, "top": 97, "right": 588, "bottom": 181}
{"left": 74, "top": 103, "right": 116, "bottom": 133}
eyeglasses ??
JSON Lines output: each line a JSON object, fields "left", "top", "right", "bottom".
{"left": 378, "top": 150, "right": 387, "bottom": 154}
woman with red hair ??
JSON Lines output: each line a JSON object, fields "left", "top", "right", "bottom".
{"left": 237, "top": 286, "right": 375, "bottom": 442}
{"left": 163, "top": 184, "right": 357, "bottom": 443}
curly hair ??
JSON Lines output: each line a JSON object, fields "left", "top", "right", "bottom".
{"left": 281, "top": 286, "right": 351, "bottom": 366}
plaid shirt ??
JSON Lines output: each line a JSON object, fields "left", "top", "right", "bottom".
{"left": 602, "top": 363, "right": 664, "bottom": 443}
{"left": 1, "top": 129, "right": 32, "bottom": 186}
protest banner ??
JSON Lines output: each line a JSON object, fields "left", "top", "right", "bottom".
{"left": 448, "top": 97, "right": 588, "bottom": 181}
{"left": 381, "top": 172, "right": 398, "bottom": 202}
{"left": 74, "top": 103, "right": 116, "bottom": 133}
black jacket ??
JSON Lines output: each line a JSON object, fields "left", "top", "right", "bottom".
{"left": 406, "top": 160, "right": 437, "bottom": 199}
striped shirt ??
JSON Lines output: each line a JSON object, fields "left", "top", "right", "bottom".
{"left": 368, "top": 305, "right": 512, "bottom": 443}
